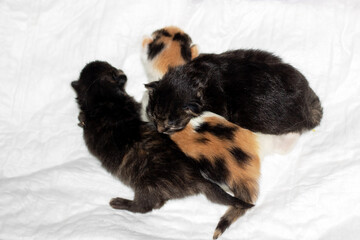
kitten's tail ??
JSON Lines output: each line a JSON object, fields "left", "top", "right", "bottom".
{"left": 199, "top": 179, "right": 254, "bottom": 209}
{"left": 213, "top": 206, "right": 248, "bottom": 239}
{"left": 213, "top": 180, "right": 258, "bottom": 239}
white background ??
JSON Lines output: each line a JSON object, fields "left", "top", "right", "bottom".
{"left": 1, "top": 0, "right": 359, "bottom": 239}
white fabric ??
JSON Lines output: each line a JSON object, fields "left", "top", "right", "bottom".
{"left": 1, "top": 0, "right": 360, "bottom": 239}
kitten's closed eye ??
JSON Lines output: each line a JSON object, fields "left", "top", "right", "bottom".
{"left": 167, "top": 120, "right": 176, "bottom": 127}
{"left": 183, "top": 101, "right": 202, "bottom": 116}
{"left": 167, "top": 122, "right": 185, "bottom": 132}
{"left": 162, "top": 126, "right": 185, "bottom": 135}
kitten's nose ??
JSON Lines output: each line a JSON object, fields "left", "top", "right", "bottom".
{"left": 115, "top": 70, "right": 127, "bottom": 85}
{"left": 157, "top": 125, "right": 168, "bottom": 133}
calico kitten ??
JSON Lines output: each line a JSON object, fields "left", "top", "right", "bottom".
{"left": 145, "top": 49, "right": 323, "bottom": 135}
{"left": 170, "top": 111, "right": 265, "bottom": 239}
{"left": 142, "top": 26, "right": 199, "bottom": 81}
{"left": 141, "top": 26, "right": 199, "bottom": 120}
{"left": 71, "top": 61, "right": 253, "bottom": 236}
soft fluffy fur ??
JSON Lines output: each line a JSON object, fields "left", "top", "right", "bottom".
{"left": 171, "top": 111, "right": 262, "bottom": 239}
{"left": 71, "top": 61, "right": 253, "bottom": 238}
{"left": 141, "top": 26, "right": 199, "bottom": 120}
{"left": 170, "top": 112, "right": 301, "bottom": 237}
{"left": 141, "top": 26, "right": 199, "bottom": 81}
{"left": 146, "top": 49, "right": 323, "bottom": 135}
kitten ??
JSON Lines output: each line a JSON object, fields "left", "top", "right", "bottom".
{"left": 145, "top": 49, "right": 323, "bottom": 135}
{"left": 141, "top": 26, "right": 199, "bottom": 120}
{"left": 170, "top": 111, "right": 270, "bottom": 239}
{"left": 71, "top": 61, "right": 253, "bottom": 236}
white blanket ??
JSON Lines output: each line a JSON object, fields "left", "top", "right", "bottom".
{"left": 1, "top": 0, "right": 359, "bottom": 239}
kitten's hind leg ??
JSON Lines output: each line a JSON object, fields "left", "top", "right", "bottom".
{"left": 199, "top": 180, "right": 254, "bottom": 209}
{"left": 110, "top": 190, "right": 166, "bottom": 213}
{"left": 110, "top": 198, "right": 134, "bottom": 211}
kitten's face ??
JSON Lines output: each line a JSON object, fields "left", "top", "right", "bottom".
{"left": 71, "top": 61, "right": 127, "bottom": 107}
{"left": 145, "top": 80, "right": 202, "bottom": 134}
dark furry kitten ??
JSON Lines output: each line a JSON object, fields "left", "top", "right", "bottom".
{"left": 71, "top": 61, "right": 253, "bottom": 236}
{"left": 145, "top": 49, "right": 323, "bottom": 135}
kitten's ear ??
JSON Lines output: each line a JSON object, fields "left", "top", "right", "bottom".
{"left": 71, "top": 81, "right": 80, "bottom": 92}
{"left": 191, "top": 45, "right": 199, "bottom": 59}
{"left": 142, "top": 36, "right": 153, "bottom": 48}
{"left": 183, "top": 101, "right": 202, "bottom": 116}
{"left": 144, "top": 81, "right": 160, "bottom": 93}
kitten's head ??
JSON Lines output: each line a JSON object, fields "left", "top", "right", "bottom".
{"left": 71, "top": 61, "right": 127, "bottom": 108}
{"left": 145, "top": 70, "right": 204, "bottom": 134}
{"left": 141, "top": 26, "right": 199, "bottom": 81}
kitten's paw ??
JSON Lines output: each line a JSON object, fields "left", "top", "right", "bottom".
{"left": 109, "top": 197, "right": 132, "bottom": 210}
{"left": 77, "top": 112, "right": 86, "bottom": 128}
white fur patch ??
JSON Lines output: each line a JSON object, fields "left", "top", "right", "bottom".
{"left": 189, "top": 111, "right": 225, "bottom": 129}
{"left": 140, "top": 37, "right": 165, "bottom": 121}
{"left": 201, "top": 111, "right": 225, "bottom": 120}
{"left": 256, "top": 132, "right": 300, "bottom": 158}
{"left": 141, "top": 36, "right": 163, "bottom": 83}
{"left": 140, "top": 92, "right": 149, "bottom": 121}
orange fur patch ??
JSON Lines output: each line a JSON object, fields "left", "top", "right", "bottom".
{"left": 145, "top": 26, "right": 192, "bottom": 75}
{"left": 191, "top": 45, "right": 199, "bottom": 59}
{"left": 171, "top": 115, "right": 260, "bottom": 202}
{"left": 142, "top": 37, "right": 153, "bottom": 48}
{"left": 154, "top": 39, "right": 186, "bottom": 74}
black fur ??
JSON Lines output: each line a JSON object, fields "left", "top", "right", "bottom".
{"left": 173, "top": 32, "right": 193, "bottom": 61}
{"left": 180, "top": 44, "right": 192, "bottom": 62}
{"left": 147, "top": 42, "right": 165, "bottom": 60}
{"left": 229, "top": 147, "right": 250, "bottom": 167}
{"left": 71, "top": 61, "right": 253, "bottom": 216}
{"left": 197, "top": 155, "right": 229, "bottom": 184}
{"left": 195, "top": 122, "right": 237, "bottom": 141}
{"left": 155, "top": 29, "right": 171, "bottom": 37}
{"left": 215, "top": 218, "right": 231, "bottom": 235}
{"left": 173, "top": 32, "right": 190, "bottom": 42}
{"left": 146, "top": 49, "right": 323, "bottom": 135}
{"left": 195, "top": 136, "right": 210, "bottom": 144}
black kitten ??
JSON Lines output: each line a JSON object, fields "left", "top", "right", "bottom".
{"left": 71, "top": 61, "right": 252, "bottom": 235}
{"left": 145, "top": 49, "right": 323, "bottom": 135}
